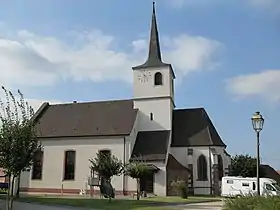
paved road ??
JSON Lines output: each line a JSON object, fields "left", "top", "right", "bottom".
{"left": 182, "top": 201, "right": 223, "bottom": 210}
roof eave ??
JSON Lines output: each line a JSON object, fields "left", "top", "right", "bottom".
{"left": 31, "top": 102, "right": 49, "bottom": 124}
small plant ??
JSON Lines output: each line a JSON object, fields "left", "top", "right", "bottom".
{"left": 170, "top": 178, "right": 188, "bottom": 199}
{"left": 223, "top": 194, "right": 280, "bottom": 210}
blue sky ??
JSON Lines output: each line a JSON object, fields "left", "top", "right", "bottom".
{"left": 0, "top": 0, "right": 280, "bottom": 169}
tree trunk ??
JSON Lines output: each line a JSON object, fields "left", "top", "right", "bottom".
{"left": 8, "top": 176, "right": 15, "bottom": 210}
{"left": 16, "top": 173, "right": 20, "bottom": 198}
{"left": 6, "top": 176, "right": 11, "bottom": 210}
{"left": 136, "top": 178, "right": 140, "bottom": 201}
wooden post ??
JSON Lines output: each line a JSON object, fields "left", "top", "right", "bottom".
{"left": 61, "top": 183, "right": 63, "bottom": 196}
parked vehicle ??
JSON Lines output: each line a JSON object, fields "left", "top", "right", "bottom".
{"left": 221, "top": 176, "right": 280, "bottom": 197}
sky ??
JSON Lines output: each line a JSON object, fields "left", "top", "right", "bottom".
{"left": 0, "top": 0, "right": 279, "bottom": 169}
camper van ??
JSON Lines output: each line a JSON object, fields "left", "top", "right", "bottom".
{"left": 221, "top": 176, "right": 280, "bottom": 197}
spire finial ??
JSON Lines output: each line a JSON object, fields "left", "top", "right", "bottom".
{"left": 152, "top": 2, "right": 156, "bottom": 15}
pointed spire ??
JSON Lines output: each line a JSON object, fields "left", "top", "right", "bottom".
{"left": 132, "top": 2, "right": 170, "bottom": 70}
{"left": 148, "top": 1, "right": 162, "bottom": 62}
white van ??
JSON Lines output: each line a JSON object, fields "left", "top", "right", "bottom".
{"left": 221, "top": 176, "right": 280, "bottom": 197}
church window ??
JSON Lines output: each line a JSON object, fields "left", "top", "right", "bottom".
{"left": 99, "top": 149, "right": 111, "bottom": 158}
{"left": 197, "top": 155, "right": 208, "bottom": 181}
{"left": 187, "top": 148, "right": 193, "bottom": 156}
{"left": 32, "top": 150, "right": 44, "bottom": 180}
{"left": 63, "top": 150, "right": 76, "bottom": 180}
{"left": 218, "top": 155, "right": 224, "bottom": 180}
{"left": 150, "top": 113, "right": 154, "bottom": 120}
{"left": 154, "top": 72, "right": 163, "bottom": 85}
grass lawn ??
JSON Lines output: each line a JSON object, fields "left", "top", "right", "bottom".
{"left": 2, "top": 195, "right": 221, "bottom": 210}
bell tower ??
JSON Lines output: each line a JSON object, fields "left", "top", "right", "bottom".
{"left": 132, "top": 2, "right": 175, "bottom": 131}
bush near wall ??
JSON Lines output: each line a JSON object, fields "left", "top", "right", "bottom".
{"left": 223, "top": 195, "right": 280, "bottom": 210}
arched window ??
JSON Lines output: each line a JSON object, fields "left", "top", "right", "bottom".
{"left": 197, "top": 155, "right": 208, "bottom": 181}
{"left": 63, "top": 150, "right": 76, "bottom": 180}
{"left": 218, "top": 155, "right": 224, "bottom": 180}
{"left": 99, "top": 149, "right": 111, "bottom": 158}
{"left": 154, "top": 72, "right": 163, "bottom": 85}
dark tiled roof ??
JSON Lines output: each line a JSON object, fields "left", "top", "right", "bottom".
{"left": 171, "top": 108, "right": 226, "bottom": 147}
{"left": 130, "top": 130, "right": 170, "bottom": 162}
{"left": 35, "top": 99, "right": 138, "bottom": 138}
{"left": 260, "top": 165, "right": 280, "bottom": 183}
{"left": 167, "top": 154, "right": 191, "bottom": 171}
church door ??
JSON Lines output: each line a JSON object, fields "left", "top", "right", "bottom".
{"left": 140, "top": 173, "right": 154, "bottom": 193}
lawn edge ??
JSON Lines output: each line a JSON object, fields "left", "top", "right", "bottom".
{"left": 0, "top": 196, "right": 222, "bottom": 209}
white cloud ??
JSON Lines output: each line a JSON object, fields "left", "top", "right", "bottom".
{"left": 225, "top": 70, "right": 280, "bottom": 102}
{"left": 0, "top": 88, "right": 63, "bottom": 120}
{"left": 163, "top": 35, "right": 223, "bottom": 73}
{"left": 0, "top": 28, "right": 223, "bottom": 88}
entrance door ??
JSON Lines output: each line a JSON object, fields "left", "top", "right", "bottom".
{"left": 140, "top": 173, "right": 154, "bottom": 193}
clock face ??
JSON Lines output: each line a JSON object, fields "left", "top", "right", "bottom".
{"left": 138, "top": 71, "right": 152, "bottom": 83}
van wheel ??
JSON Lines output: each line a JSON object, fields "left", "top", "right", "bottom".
{"left": 236, "top": 195, "right": 241, "bottom": 198}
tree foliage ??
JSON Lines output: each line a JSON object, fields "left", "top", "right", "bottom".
{"left": 0, "top": 86, "right": 41, "bottom": 210}
{"left": 125, "top": 161, "right": 151, "bottom": 179}
{"left": 124, "top": 160, "right": 151, "bottom": 200}
{"left": 229, "top": 154, "right": 265, "bottom": 178}
{"left": 89, "top": 151, "right": 123, "bottom": 180}
{"left": 89, "top": 151, "right": 123, "bottom": 201}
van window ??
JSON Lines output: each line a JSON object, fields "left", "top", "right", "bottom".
{"left": 253, "top": 182, "right": 256, "bottom": 190}
{"left": 265, "top": 184, "right": 275, "bottom": 191}
{"left": 227, "top": 180, "right": 233, "bottom": 184}
{"left": 242, "top": 183, "right": 249, "bottom": 187}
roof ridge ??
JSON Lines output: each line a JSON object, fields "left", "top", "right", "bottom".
{"left": 174, "top": 107, "right": 205, "bottom": 111}
{"left": 205, "top": 125, "right": 214, "bottom": 145}
{"left": 50, "top": 98, "right": 133, "bottom": 106}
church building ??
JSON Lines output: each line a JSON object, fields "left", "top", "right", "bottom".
{"left": 20, "top": 3, "right": 231, "bottom": 196}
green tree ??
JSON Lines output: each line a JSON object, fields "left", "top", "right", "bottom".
{"left": 89, "top": 151, "right": 123, "bottom": 201}
{"left": 229, "top": 154, "right": 265, "bottom": 178}
{"left": 0, "top": 87, "right": 41, "bottom": 210}
{"left": 125, "top": 160, "right": 151, "bottom": 200}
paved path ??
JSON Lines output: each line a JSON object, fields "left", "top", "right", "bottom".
{"left": 181, "top": 201, "right": 223, "bottom": 210}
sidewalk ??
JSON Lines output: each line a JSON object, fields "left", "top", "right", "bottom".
{"left": 182, "top": 201, "right": 223, "bottom": 210}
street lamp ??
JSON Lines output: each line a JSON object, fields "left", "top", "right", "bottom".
{"left": 251, "top": 111, "right": 264, "bottom": 196}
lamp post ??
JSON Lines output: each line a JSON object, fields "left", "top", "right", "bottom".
{"left": 251, "top": 111, "right": 264, "bottom": 196}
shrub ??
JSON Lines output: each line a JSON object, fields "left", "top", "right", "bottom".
{"left": 223, "top": 195, "right": 280, "bottom": 210}
{"left": 170, "top": 178, "right": 188, "bottom": 199}
{"left": 179, "top": 183, "right": 188, "bottom": 199}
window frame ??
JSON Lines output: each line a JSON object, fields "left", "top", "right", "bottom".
{"left": 154, "top": 72, "right": 163, "bottom": 86}
{"left": 197, "top": 155, "right": 208, "bottom": 181}
{"left": 31, "top": 150, "right": 44, "bottom": 180}
{"left": 63, "top": 150, "right": 76, "bottom": 181}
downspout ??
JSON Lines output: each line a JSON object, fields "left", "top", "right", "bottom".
{"left": 208, "top": 146, "right": 213, "bottom": 195}
{"left": 123, "top": 137, "right": 126, "bottom": 195}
